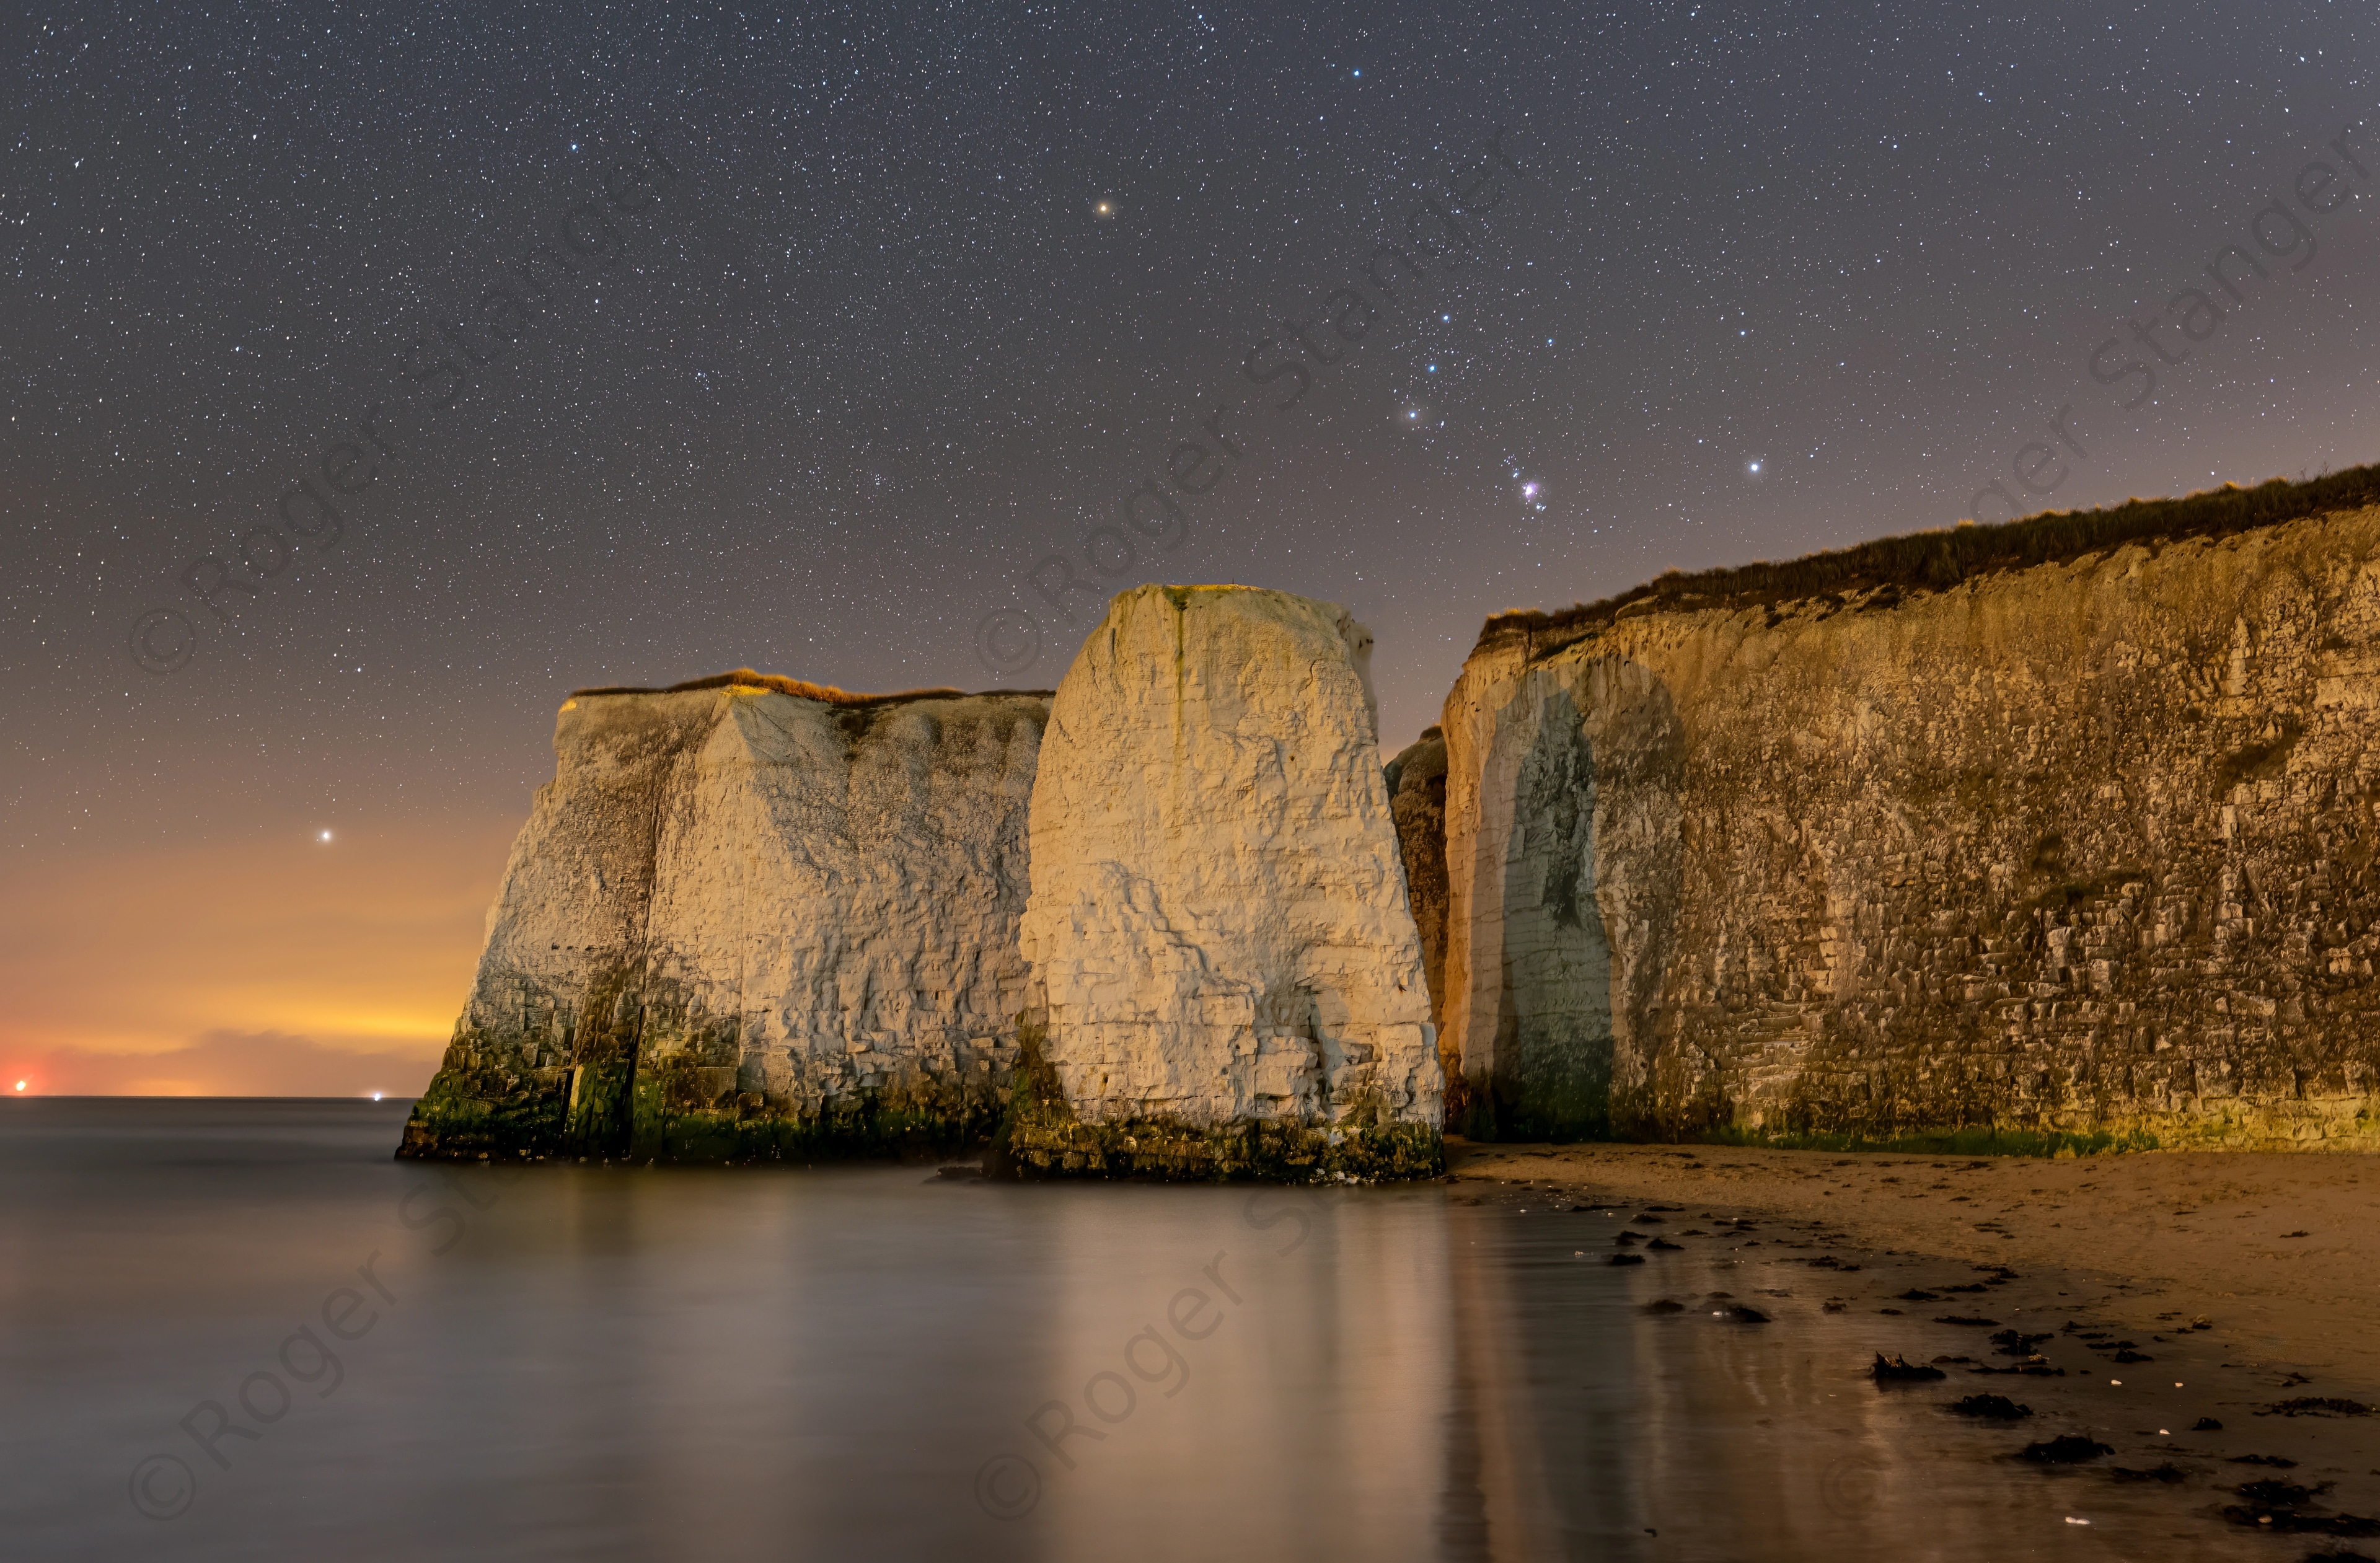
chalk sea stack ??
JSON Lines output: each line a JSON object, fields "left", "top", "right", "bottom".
{"left": 1432, "top": 472, "right": 2380, "bottom": 1150}
{"left": 398, "top": 672, "right": 1051, "bottom": 1161}
{"left": 1008, "top": 584, "right": 1443, "bottom": 1179}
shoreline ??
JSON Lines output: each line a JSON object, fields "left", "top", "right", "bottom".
{"left": 1445, "top": 1137, "right": 2380, "bottom": 1395}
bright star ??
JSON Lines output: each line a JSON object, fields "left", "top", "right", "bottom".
{"left": 318, "top": 830, "right": 333, "bottom": 843}
{"left": 1748, "top": 461, "right": 1762, "bottom": 473}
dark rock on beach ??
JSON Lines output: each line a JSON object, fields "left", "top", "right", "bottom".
{"left": 2266, "top": 1398, "right": 2374, "bottom": 1418}
{"left": 2109, "top": 1463, "right": 2189, "bottom": 1484}
{"left": 2223, "top": 1478, "right": 2380, "bottom": 1538}
{"left": 1873, "top": 1354, "right": 1947, "bottom": 1383}
{"left": 2021, "top": 1434, "right": 2114, "bottom": 1463}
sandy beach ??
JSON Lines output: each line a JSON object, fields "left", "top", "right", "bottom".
{"left": 1446, "top": 1139, "right": 2380, "bottom": 1396}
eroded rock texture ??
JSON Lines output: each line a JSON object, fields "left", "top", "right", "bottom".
{"left": 1442, "top": 506, "right": 2380, "bottom": 1150}
{"left": 399, "top": 674, "right": 1049, "bottom": 1161}
{"left": 1386, "top": 726, "right": 1456, "bottom": 1116}
{"left": 1012, "top": 584, "right": 1443, "bottom": 1178}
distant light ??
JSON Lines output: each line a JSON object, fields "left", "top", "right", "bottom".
{"left": 1748, "top": 461, "right": 1762, "bottom": 473}
{"left": 1522, "top": 482, "right": 1540, "bottom": 499}
{"left": 570, "top": 142, "right": 580, "bottom": 151}
{"left": 13, "top": 1080, "right": 24, "bottom": 1092}
{"left": 318, "top": 830, "right": 333, "bottom": 843}
{"left": 371, "top": 1091, "right": 382, "bottom": 1102}
{"left": 1352, "top": 69, "right": 1361, "bottom": 76}
{"left": 1427, "top": 364, "right": 1437, "bottom": 372}
{"left": 1408, "top": 410, "right": 1419, "bottom": 419}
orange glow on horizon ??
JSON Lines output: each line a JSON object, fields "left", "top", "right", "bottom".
{"left": 0, "top": 816, "right": 514, "bottom": 1096}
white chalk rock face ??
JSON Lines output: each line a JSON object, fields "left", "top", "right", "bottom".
{"left": 1015, "top": 585, "right": 1442, "bottom": 1174}
{"left": 400, "top": 672, "right": 1048, "bottom": 1161}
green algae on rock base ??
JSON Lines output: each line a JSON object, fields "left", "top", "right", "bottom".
{"left": 399, "top": 1012, "right": 1445, "bottom": 1179}
{"left": 397, "top": 1034, "right": 1002, "bottom": 1165}
{"left": 985, "top": 1023, "right": 1444, "bottom": 1183}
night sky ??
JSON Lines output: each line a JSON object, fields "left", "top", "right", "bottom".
{"left": 4, "top": 1, "right": 2377, "bottom": 1090}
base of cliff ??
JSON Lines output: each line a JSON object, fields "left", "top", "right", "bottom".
{"left": 988, "top": 1112, "right": 1443, "bottom": 1182}
{"left": 395, "top": 1075, "right": 1004, "bottom": 1165}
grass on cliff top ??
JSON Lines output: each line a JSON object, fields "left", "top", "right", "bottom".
{"left": 1479, "top": 462, "right": 2380, "bottom": 653}
{"left": 568, "top": 669, "right": 1054, "bottom": 705}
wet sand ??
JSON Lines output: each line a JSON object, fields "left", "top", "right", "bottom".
{"left": 1445, "top": 1138, "right": 2380, "bottom": 1548}
{"left": 1446, "top": 1139, "right": 2380, "bottom": 1394}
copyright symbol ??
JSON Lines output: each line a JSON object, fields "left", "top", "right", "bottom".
{"left": 1819, "top": 1452, "right": 1885, "bottom": 1517}
{"left": 974, "top": 1453, "right": 1040, "bottom": 1519}
{"left": 128, "top": 1453, "right": 196, "bottom": 1520}
{"left": 974, "top": 609, "right": 1042, "bottom": 676}
{"left": 130, "top": 609, "right": 196, "bottom": 675}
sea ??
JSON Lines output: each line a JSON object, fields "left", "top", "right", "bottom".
{"left": 1, "top": 1099, "right": 2285, "bottom": 1560}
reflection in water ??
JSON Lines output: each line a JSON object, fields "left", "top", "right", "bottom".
{"left": 1445, "top": 1197, "right": 1561, "bottom": 1559}
{"left": 5, "top": 1103, "right": 2265, "bottom": 1561}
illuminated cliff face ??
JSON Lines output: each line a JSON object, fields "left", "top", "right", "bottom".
{"left": 400, "top": 680, "right": 1051, "bottom": 1161}
{"left": 1437, "top": 504, "right": 2380, "bottom": 1150}
{"left": 398, "top": 596, "right": 1447, "bottom": 1178}
{"left": 1011, "top": 584, "right": 1442, "bottom": 1179}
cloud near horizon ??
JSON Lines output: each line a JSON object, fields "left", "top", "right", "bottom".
{"left": 6, "top": 1028, "right": 439, "bottom": 1098}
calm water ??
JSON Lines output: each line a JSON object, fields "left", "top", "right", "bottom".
{"left": 1, "top": 1101, "right": 2278, "bottom": 1561}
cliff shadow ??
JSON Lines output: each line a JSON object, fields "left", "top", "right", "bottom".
{"left": 1482, "top": 658, "right": 1683, "bottom": 1142}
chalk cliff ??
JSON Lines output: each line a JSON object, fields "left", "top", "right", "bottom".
{"left": 1435, "top": 473, "right": 2380, "bottom": 1151}
{"left": 399, "top": 672, "right": 1050, "bottom": 1161}
{"left": 1008, "top": 584, "right": 1443, "bottom": 1178}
